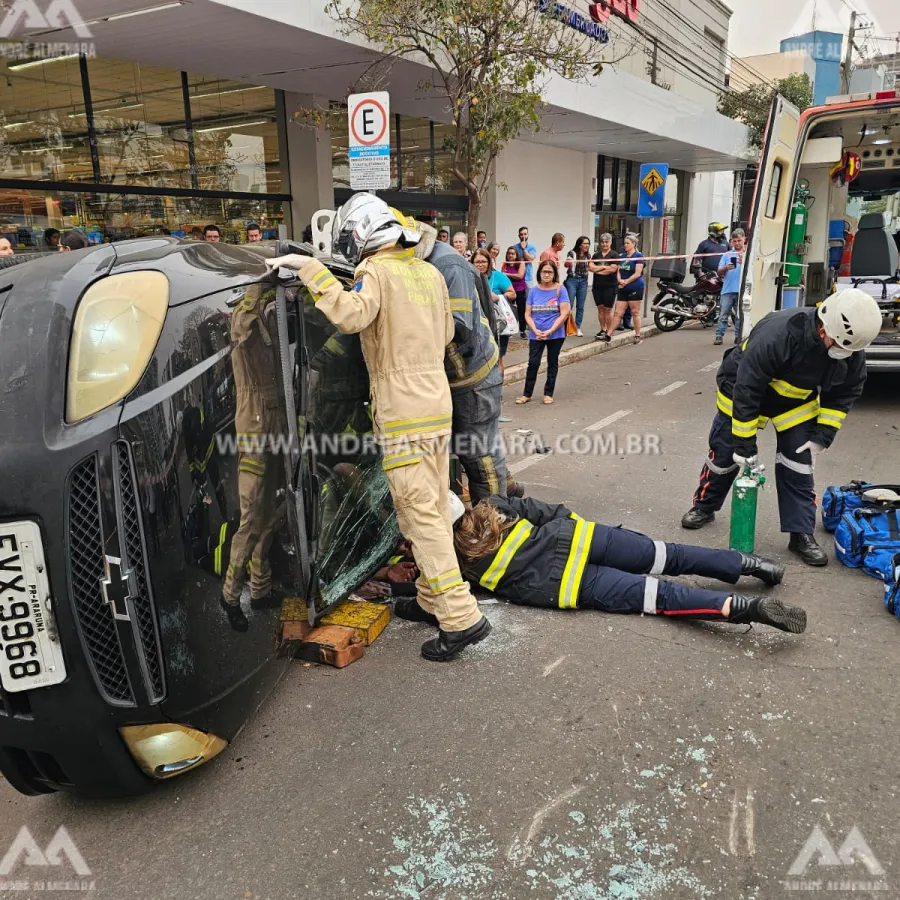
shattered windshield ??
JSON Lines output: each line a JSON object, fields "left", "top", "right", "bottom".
{"left": 299, "top": 280, "right": 401, "bottom": 611}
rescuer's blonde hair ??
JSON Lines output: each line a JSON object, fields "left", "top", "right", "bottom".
{"left": 453, "top": 501, "right": 517, "bottom": 577}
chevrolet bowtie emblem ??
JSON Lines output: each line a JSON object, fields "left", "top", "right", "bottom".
{"left": 100, "top": 555, "right": 137, "bottom": 622}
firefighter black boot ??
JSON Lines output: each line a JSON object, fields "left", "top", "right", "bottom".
{"left": 739, "top": 553, "right": 785, "bottom": 586}
{"left": 220, "top": 596, "right": 249, "bottom": 632}
{"left": 421, "top": 616, "right": 492, "bottom": 662}
{"left": 394, "top": 596, "right": 439, "bottom": 627}
{"left": 681, "top": 507, "right": 715, "bottom": 529}
{"left": 728, "top": 595, "right": 807, "bottom": 633}
{"left": 789, "top": 533, "right": 828, "bottom": 567}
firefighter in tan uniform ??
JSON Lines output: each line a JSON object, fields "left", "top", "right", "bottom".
{"left": 269, "top": 194, "right": 491, "bottom": 661}
{"left": 219, "top": 283, "right": 287, "bottom": 632}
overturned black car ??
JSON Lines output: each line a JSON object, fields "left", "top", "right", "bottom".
{"left": 0, "top": 238, "right": 399, "bottom": 797}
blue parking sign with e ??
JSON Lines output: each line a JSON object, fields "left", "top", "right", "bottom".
{"left": 637, "top": 163, "right": 668, "bottom": 218}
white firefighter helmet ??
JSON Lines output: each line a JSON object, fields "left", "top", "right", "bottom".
{"left": 331, "top": 192, "right": 420, "bottom": 266}
{"left": 448, "top": 491, "right": 466, "bottom": 526}
{"left": 817, "top": 289, "right": 883, "bottom": 357}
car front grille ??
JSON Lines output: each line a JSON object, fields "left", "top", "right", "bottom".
{"left": 113, "top": 441, "right": 166, "bottom": 703}
{"left": 67, "top": 456, "right": 134, "bottom": 705}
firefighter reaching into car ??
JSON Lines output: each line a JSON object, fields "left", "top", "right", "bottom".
{"left": 267, "top": 194, "right": 491, "bottom": 661}
{"left": 392, "top": 493, "right": 807, "bottom": 633}
{"left": 681, "top": 289, "right": 883, "bottom": 566}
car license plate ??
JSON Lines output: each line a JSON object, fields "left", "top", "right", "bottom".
{"left": 0, "top": 521, "right": 66, "bottom": 693}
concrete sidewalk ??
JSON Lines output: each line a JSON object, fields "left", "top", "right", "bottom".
{"left": 502, "top": 320, "right": 660, "bottom": 385}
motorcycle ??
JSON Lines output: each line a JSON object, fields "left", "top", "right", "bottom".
{"left": 652, "top": 268, "right": 724, "bottom": 332}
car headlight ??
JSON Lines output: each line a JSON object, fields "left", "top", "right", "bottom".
{"left": 67, "top": 272, "right": 170, "bottom": 423}
{"left": 119, "top": 724, "right": 227, "bottom": 779}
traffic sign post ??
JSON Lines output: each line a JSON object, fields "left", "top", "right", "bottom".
{"left": 348, "top": 91, "right": 391, "bottom": 191}
{"left": 637, "top": 163, "right": 668, "bottom": 218}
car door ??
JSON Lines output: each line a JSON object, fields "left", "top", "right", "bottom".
{"left": 738, "top": 94, "right": 803, "bottom": 339}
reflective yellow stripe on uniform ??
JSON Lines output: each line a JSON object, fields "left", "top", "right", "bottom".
{"left": 817, "top": 407, "right": 847, "bottom": 429}
{"left": 758, "top": 416, "right": 769, "bottom": 430}
{"left": 479, "top": 520, "right": 534, "bottom": 591}
{"left": 716, "top": 391, "right": 734, "bottom": 417}
{"left": 732, "top": 417, "right": 759, "bottom": 439}
{"left": 559, "top": 519, "right": 595, "bottom": 609}
{"left": 772, "top": 398, "right": 820, "bottom": 431}
{"left": 449, "top": 342, "right": 500, "bottom": 390}
{"left": 382, "top": 451, "right": 424, "bottom": 471}
{"left": 213, "top": 522, "right": 228, "bottom": 576}
{"left": 427, "top": 568, "right": 465, "bottom": 594}
{"left": 239, "top": 456, "right": 266, "bottom": 476}
{"left": 309, "top": 268, "right": 338, "bottom": 295}
{"left": 449, "top": 298, "right": 471, "bottom": 312}
{"left": 389, "top": 555, "right": 404, "bottom": 565}
{"left": 569, "top": 512, "right": 583, "bottom": 521}
{"left": 446, "top": 342, "right": 467, "bottom": 379}
{"left": 482, "top": 457, "right": 499, "bottom": 495}
{"left": 383, "top": 414, "right": 453, "bottom": 436}
{"left": 769, "top": 379, "right": 813, "bottom": 400}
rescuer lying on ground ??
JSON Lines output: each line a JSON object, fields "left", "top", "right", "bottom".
{"left": 394, "top": 494, "right": 807, "bottom": 633}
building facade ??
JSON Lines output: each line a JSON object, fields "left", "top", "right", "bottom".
{"left": 0, "top": 0, "right": 751, "bottom": 261}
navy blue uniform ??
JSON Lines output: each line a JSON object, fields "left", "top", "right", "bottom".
{"left": 462, "top": 497, "right": 747, "bottom": 619}
{"left": 693, "top": 307, "right": 867, "bottom": 533}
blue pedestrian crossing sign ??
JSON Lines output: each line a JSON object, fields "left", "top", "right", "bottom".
{"left": 637, "top": 163, "right": 669, "bottom": 218}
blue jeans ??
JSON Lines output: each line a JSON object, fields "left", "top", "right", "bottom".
{"left": 716, "top": 292, "right": 740, "bottom": 339}
{"left": 566, "top": 277, "right": 588, "bottom": 329}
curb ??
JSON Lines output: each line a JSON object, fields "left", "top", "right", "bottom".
{"left": 502, "top": 324, "right": 661, "bottom": 386}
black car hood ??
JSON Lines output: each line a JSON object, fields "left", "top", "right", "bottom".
{"left": 0, "top": 239, "right": 302, "bottom": 450}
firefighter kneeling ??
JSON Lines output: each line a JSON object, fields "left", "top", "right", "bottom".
{"left": 268, "top": 195, "right": 490, "bottom": 661}
{"left": 681, "top": 289, "right": 883, "bottom": 566}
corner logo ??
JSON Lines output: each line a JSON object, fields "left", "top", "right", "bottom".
{"left": 784, "top": 825, "right": 889, "bottom": 893}
{"left": 0, "top": 0, "right": 93, "bottom": 39}
{"left": 0, "top": 826, "right": 91, "bottom": 877}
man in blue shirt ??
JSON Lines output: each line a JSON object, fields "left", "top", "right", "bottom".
{"left": 514, "top": 225, "right": 537, "bottom": 284}
{"left": 714, "top": 229, "right": 745, "bottom": 346}
{"left": 693, "top": 222, "right": 729, "bottom": 274}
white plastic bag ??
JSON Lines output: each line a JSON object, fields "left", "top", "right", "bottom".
{"left": 494, "top": 294, "right": 519, "bottom": 336}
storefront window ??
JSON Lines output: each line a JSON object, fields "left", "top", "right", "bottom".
{"left": 187, "top": 76, "right": 280, "bottom": 193}
{"left": 85, "top": 58, "right": 192, "bottom": 189}
{"left": 0, "top": 186, "right": 284, "bottom": 248}
{"left": 0, "top": 56, "right": 93, "bottom": 183}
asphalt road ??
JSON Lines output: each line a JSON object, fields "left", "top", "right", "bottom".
{"left": 2, "top": 326, "right": 899, "bottom": 900}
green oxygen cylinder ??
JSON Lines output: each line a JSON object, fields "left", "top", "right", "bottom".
{"left": 784, "top": 180, "right": 811, "bottom": 288}
{"left": 729, "top": 465, "right": 767, "bottom": 553}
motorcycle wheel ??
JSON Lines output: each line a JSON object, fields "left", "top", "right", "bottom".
{"left": 653, "top": 294, "right": 686, "bottom": 332}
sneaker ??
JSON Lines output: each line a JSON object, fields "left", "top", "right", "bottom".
{"left": 519, "top": 331, "right": 526, "bottom": 340}
{"left": 421, "top": 616, "right": 492, "bottom": 661}
{"left": 576, "top": 329, "right": 583, "bottom": 337}
{"left": 713, "top": 335, "right": 723, "bottom": 346}
{"left": 499, "top": 415, "right": 512, "bottom": 423}
{"left": 594, "top": 330, "right": 606, "bottom": 339}
{"left": 633, "top": 335, "right": 642, "bottom": 345}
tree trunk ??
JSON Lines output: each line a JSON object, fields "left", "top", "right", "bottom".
{"left": 467, "top": 189, "right": 481, "bottom": 250}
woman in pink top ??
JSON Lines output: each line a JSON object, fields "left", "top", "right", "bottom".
{"left": 502, "top": 245, "right": 528, "bottom": 338}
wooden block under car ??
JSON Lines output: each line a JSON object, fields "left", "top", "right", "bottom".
{"left": 319, "top": 600, "right": 390, "bottom": 646}
{"left": 295, "top": 625, "right": 365, "bottom": 669}
{"left": 279, "top": 597, "right": 313, "bottom": 642}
